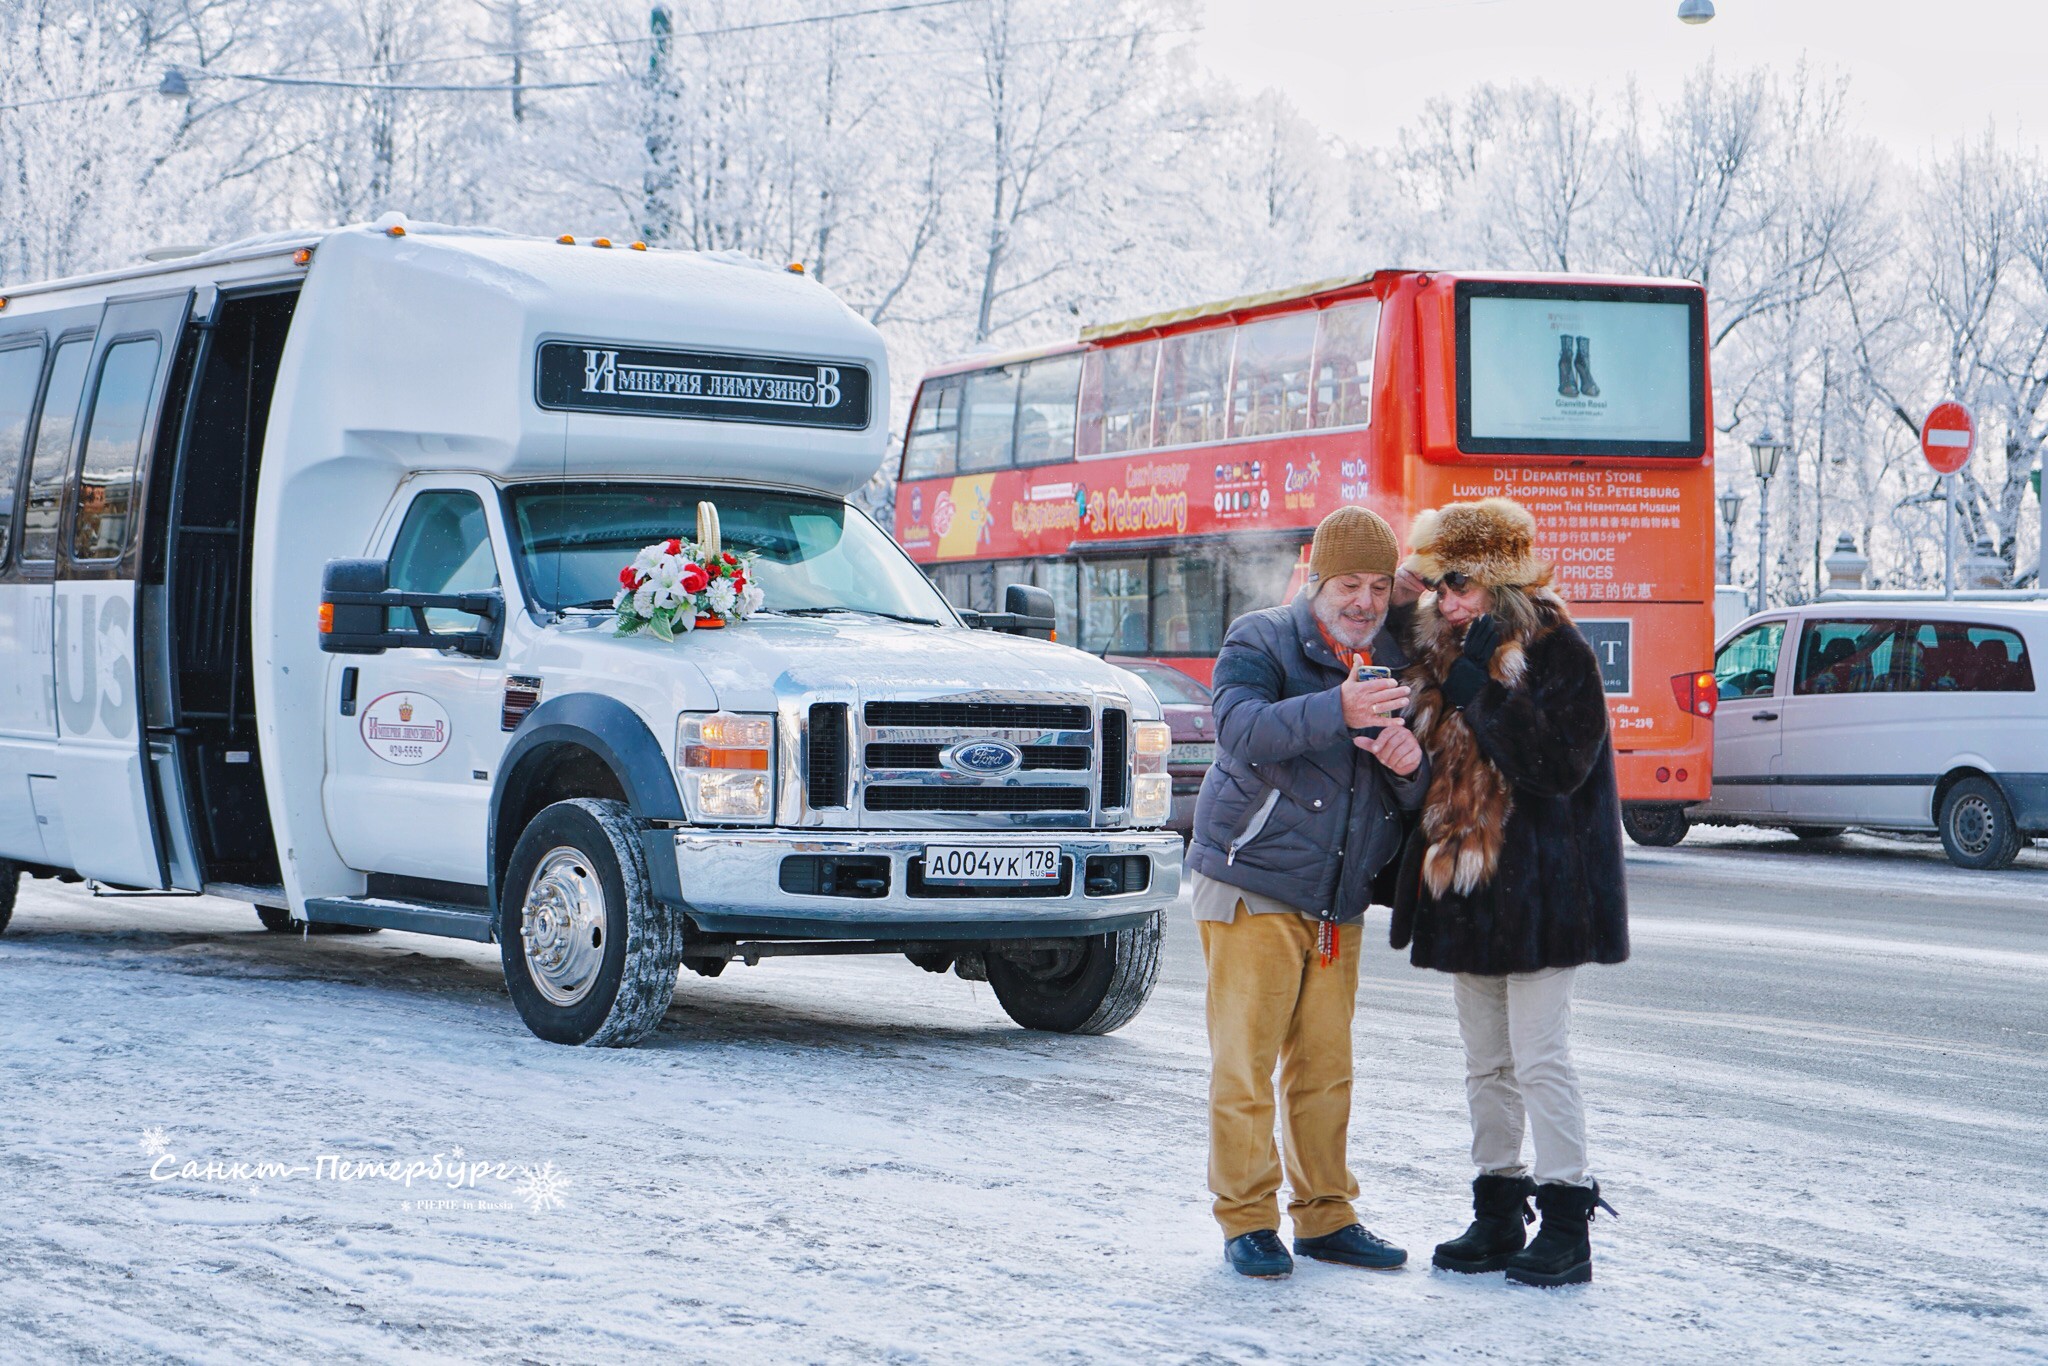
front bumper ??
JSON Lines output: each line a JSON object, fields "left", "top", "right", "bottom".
{"left": 646, "top": 827, "right": 1184, "bottom": 940}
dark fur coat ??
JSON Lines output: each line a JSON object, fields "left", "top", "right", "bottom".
{"left": 1389, "top": 592, "right": 1629, "bottom": 976}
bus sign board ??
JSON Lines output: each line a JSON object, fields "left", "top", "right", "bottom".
{"left": 535, "top": 340, "right": 871, "bottom": 429}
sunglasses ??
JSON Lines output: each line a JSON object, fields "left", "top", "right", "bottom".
{"left": 1422, "top": 570, "right": 1473, "bottom": 592}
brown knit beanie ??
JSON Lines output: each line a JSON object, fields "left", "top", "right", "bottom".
{"left": 1308, "top": 505, "right": 1400, "bottom": 582}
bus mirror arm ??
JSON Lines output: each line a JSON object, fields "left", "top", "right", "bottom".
{"left": 319, "top": 557, "right": 504, "bottom": 659}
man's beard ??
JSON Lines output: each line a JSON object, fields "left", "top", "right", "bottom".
{"left": 1313, "top": 591, "right": 1385, "bottom": 650}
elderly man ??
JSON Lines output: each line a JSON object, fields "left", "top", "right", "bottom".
{"left": 1185, "top": 505, "right": 1427, "bottom": 1279}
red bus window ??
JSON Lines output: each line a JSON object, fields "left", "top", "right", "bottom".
{"left": 1081, "top": 557, "right": 1149, "bottom": 651}
{"left": 958, "top": 367, "right": 1020, "bottom": 473}
{"left": 901, "top": 380, "right": 960, "bottom": 479}
{"left": 1151, "top": 554, "right": 1223, "bottom": 653}
{"left": 1229, "top": 312, "right": 1316, "bottom": 439}
{"left": 1015, "top": 355, "right": 1081, "bottom": 466}
{"left": 1080, "top": 340, "right": 1159, "bottom": 458}
{"left": 1312, "top": 300, "right": 1378, "bottom": 429}
{"left": 1156, "top": 329, "right": 1232, "bottom": 448}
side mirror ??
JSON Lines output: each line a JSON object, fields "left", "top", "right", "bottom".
{"left": 319, "top": 557, "right": 504, "bottom": 658}
{"left": 1003, "top": 583, "right": 1057, "bottom": 641}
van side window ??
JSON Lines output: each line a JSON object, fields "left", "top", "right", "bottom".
{"left": 1794, "top": 620, "right": 1902, "bottom": 695}
{"left": 386, "top": 490, "right": 499, "bottom": 634}
{"left": 1715, "top": 620, "right": 1783, "bottom": 698}
{"left": 0, "top": 341, "right": 47, "bottom": 562}
{"left": 72, "top": 337, "right": 161, "bottom": 560}
{"left": 1902, "top": 621, "right": 2035, "bottom": 693}
{"left": 19, "top": 337, "right": 93, "bottom": 562}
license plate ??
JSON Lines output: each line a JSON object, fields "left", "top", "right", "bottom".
{"left": 1168, "top": 741, "right": 1216, "bottom": 765}
{"left": 922, "top": 845, "right": 1060, "bottom": 884}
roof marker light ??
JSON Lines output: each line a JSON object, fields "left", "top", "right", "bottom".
{"left": 630, "top": 241, "right": 648, "bottom": 251}
{"left": 293, "top": 248, "right": 313, "bottom": 266}
{"left": 786, "top": 262, "right": 805, "bottom": 275}
{"left": 0, "top": 299, "right": 8, "bottom": 312}
{"left": 594, "top": 237, "right": 613, "bottom": 248}
{"left": 385, "top": 224, "right": 406, "bottom": 238}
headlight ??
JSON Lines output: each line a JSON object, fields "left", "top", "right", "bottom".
{"left": 676, "top": 711, "right": 774, "bottom": 822}
{"left": 1132, "top": 720, "right": 1171, "bottom": 826}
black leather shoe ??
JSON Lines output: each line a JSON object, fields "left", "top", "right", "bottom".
{"left": 1293, "top": 1223, "right": 1407, "bottom": 1271}
{"left": 1433, "top": 1174, "right": 1537, "bottom": 1274}
{"left": 1224, "top": 1229, "right": 1294, "bottom": 1279}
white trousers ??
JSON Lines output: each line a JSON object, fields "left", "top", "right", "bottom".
{"left": 1452, "top": 967, "right": 1590, "bottom": 1187}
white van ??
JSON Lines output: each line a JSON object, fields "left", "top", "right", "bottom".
{"left": 0, "top": 220, "right": 1182, "bottom": 1045}
{"left": 1642, "top": 598, "right": 2045, "bottom": 868}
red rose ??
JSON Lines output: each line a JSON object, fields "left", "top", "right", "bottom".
{"left": 680, "top": 564, "right": 709, "bottom": 594}
{"left": 731, "top": 572, "right": 747, "bottom": 592}
{"left": 723, "top": 553, "right": 738, "bottom": 566}
{"left": 664, "top": 538, "right": 682, "bottom": 556}
{"left": 619, "top": 566, "right": 639, "bottom": 589}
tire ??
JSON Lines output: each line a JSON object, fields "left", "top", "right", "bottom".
{"left": 1938, "top": 777, "right": 2024, "bottom": 871}
{"left": 1621, "top": 804, "right": 1689, "bottom": 848}
{"left": 500, "top": 798, "right": 685, "bottom": 1047}
{"left": 0, "top": 860, "right": 17, "bottom": 935}
{"left": 985, "top": 912, "right": 1162, "bottom": 1035}
{"left": 1788, "top": 825, "right": 1847, "bottom": 841}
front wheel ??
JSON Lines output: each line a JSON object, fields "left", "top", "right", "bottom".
{"left": 985, "top": 913, "right": 1162, "bottom": 1035}
{"left": 1939, "top": 777, "right": 2024, "bottom": 871}
{"left": 1622, "top": 804, "right": 1689, "bottom": 848}
{"left": 500, "top": 798, "right": 685, "bottom": 1046}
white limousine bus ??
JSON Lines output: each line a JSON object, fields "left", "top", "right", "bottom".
{"left": 0, "top": 219, "right": 1181, "bottom": 1046}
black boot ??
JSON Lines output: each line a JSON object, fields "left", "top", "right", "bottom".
{"left": 1573, "top": 336, "right": 1600, "bottom": 397}
{"left": 1556, "top": 335, "right": 1579, "bottom": 398}
{"left": 1431, "top": 1174, "right": 1535, "bottom": 1274}
{"left": 1503, "top": 1181, "right": 1615, "bottom": 1287}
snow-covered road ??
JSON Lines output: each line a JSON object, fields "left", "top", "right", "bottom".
{"left": 3, "top": 831, "right": 2045, "bottom": 1363}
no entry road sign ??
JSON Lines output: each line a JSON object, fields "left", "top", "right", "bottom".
{"left": 1921, "top": 401, "right": 1975, "bottom": 474}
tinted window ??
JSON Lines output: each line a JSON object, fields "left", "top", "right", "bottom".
{"left": 20, "top": 338, "right": 92, "bottom": 561}
{"left": 387, "top": 490, "right": 498, "bottom": 634}
{"left": 1014, "top": 355, "right": 1080, "bottom": 466}
{"left": 0, "top": 341, "right": 46, "bottom": 560}
{"left": 901, "top": 380, "right": 960, "bottom": 480}
{"left": 73, "top": 338, "right": 161, "bottom": 559}
{"left": 1150, "top": 553, "right": 1222, "bottom": 653}
{"left": 1715, "top": 620, "right": 1784, "bottom": 699}
{"left": 1224, "top": 543, "right": 1306, "bottom": 625}
{"left": 957, "top": 367, "right": 1019, "bottom": 473}
{"left": 1081, "top": 557, "right": 1148, "bottom": 652}
{"left": 1794, "top": 620, "right": 1903, "bottom": 695}
{"left": 1080, "top": 341, "right": 1158, "bottom": 457}
{"left": 1155, "top": 329, "right": 1233, "bottom": 447}
{"left": 1312, "top": 300, "right": 1379, "bottom": 429}
{"left": 1901, "top": 620, "right": 2035, "bottom": 693}
{"left": 1229, "top": 312, "right": 1316, "bottom": 439}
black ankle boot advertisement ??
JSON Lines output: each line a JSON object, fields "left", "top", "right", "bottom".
{"left": 1549, "top": 332, "right": 1604, "bottom": 409}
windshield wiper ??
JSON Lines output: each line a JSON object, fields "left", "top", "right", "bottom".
{"left": 771, "top": 606, "right": 946, "bottom": 627}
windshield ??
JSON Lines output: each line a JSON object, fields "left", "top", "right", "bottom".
{"left": 506, "top": 482, "right": 955, "bottom": 622}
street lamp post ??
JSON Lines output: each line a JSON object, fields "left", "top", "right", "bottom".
{"left": 1750, "top": 431, "right": 1787, "bottom": 613}
{"left": 1717, "top": 488, "right": 1744, "bottom": 586}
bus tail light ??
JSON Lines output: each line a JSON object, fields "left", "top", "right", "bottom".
{"left": 1670, "top": 671, "right": 1718, "bottom": 718}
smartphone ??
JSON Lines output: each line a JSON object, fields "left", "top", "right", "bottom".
{"left": 1350, "top": 663, "right": 1395, "bottom": 738}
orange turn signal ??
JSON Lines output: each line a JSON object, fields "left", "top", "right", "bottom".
{"left": 318, "top": 602, "right": 334, "bottom": 634}
{"left": 681, "top": 746, "right": 770, "bottom": 771}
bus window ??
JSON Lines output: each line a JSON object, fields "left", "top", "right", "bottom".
{"left": 1081, "top": 557, "right": 1148, "bottom": 652}
{"left": 901, "top": 380, "right": 961, "bottom": 480}
{"left": 1229, "top": 312, "right": 1317, "bottom": 439}
{"left": 72, "top": 337, "right": 161, "bottom": 560}
{"left": 1224, "top": 543, "right": 1305, "bottom": 621}
{"left": 958, "top": 367, "right": 1020, "bottom": 473}
{"left": 1014, "top": 355, "right": 1080, "bottom": 466}
{"left": 1080, "top": 340, "right": 1158, "bottom": 458}
{"left": 1156, "top": 328, "right": 1232, "bottom": 448}
{"left": 19, "top": 337, "right": 93, "bottom": 562}
{"left": 1034, "top": 559, "right": 1079, "bottom": 644}
{"left": 0, "top": 341, "right": 46, "bottom": 561}
{"left": 1150, "top": 554, "right": 1222, "bottom": 653}
{"left": 1312, "top": 300, "right": 1379, "bottom": 429}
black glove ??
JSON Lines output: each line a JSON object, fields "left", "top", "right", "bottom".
{"left": 1442, "top": 614, "right": 1498, "bottom": 709}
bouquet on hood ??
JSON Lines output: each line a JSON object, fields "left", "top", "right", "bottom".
{"left": 612, "top": 537, "right": 764, "bottom": 639}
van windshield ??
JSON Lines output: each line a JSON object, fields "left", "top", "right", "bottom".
{"left": 506, "top": 482, "right": 956, "bottom": 624}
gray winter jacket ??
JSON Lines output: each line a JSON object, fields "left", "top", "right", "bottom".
{"left": 1185, "top": 592, "right": 1427, "bottom": 923}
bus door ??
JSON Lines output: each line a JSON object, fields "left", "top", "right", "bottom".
{"left": 52, "top": 290, "right": 195, "bottom": 889}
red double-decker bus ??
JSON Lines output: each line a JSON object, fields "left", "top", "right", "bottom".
{"left": 892, "top": 271, "right": 1718, "bottom": 814}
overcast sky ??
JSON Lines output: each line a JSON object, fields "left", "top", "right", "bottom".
{"left": 1194, "top": 0, "right": 2046, "bottom": 159}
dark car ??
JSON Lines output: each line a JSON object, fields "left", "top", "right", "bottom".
{"left": 1106, "top": 657, "right": 1215, "bottom": 838}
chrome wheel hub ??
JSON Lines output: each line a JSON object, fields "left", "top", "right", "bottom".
{"left": 520, "top": 847, "right": 607, "bottom": 1007}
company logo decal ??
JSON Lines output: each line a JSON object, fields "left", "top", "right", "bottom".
{"left": 943, "top": 741, "right": 1022, "bottom": 775}
{"left": 361, "top": 692, "right": 452, "bottom": 766}
{"left": 535, "top": 341, "right": 871, "bottom": 429}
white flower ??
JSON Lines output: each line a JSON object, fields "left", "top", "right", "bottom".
{"left": 612, "top": 587, "right": 630, "bottom": 612}
{"left": 633, "top": 545, "right": 662, "bottom": 573}
{"left": 704, "top": 578, "right": 739, "bottom": 615}
{"left": 633, "top": 583, "right": 657, "bottom": 617}
{"left": 739, "top": 580, "right": 765, "bottom": 615}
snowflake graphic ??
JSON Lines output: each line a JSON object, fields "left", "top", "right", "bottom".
{"left": 450, "top": 1145, "right": 464, "bottom": 1159}
{"left": 515, "top": 1161, "right": 570, "bottom": 1213}
{"left": 139, "top": 1127, "right": 172, "bottom": 1158}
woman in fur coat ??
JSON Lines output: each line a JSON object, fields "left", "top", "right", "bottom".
{"left": 1391, "top": 496, "right": 1626, "bottom": 1288}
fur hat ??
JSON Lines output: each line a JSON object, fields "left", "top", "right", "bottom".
{"left": 1404, "top": 497, "right": 1550, "bottom": 589}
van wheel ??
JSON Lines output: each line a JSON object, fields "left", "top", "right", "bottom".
{"left": 1789, "top": 826, "right": 1847, "bottom": 841}
{"left": 1622, "top": 804, "right": 1689, "bottom": 848}
{"left": 1939, "top": 778, "right": 2023, "bottom": 871}
{"left": 985, "top": 913, "right": 1162, "bottom": 1035}
{"left": 0, "top": 860, "right": 17, "bottom": 934}
{"left": 500, "top": 798, "right": 685, "bottom": 1046}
